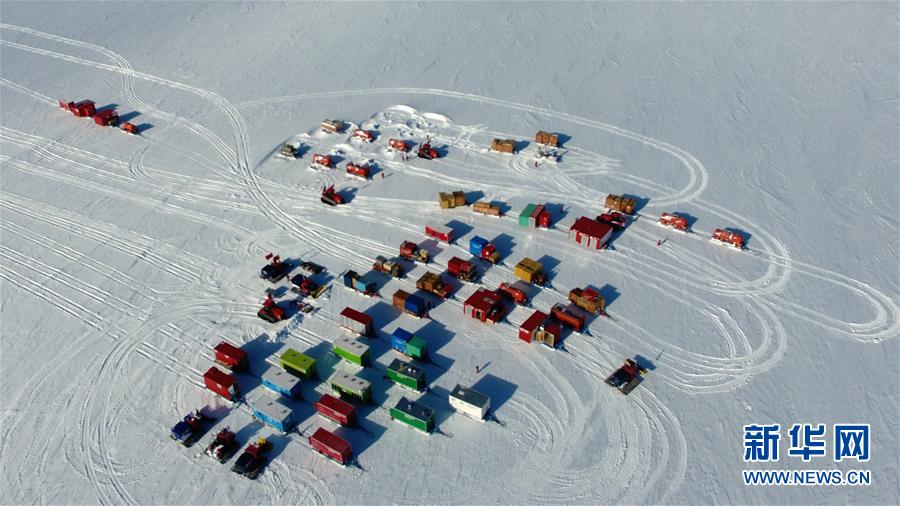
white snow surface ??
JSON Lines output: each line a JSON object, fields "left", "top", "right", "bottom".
{"left": 1, "top": 3, "right": 897, "bottom": 505}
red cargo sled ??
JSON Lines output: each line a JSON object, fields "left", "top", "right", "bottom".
{"left": 352, "top": 129, "right": 374, "bottom": 143}
{"left": 346, "top": 162, "right": 371, "bottom": 179}
{"left": 309, "top": 427, "right": 352, "bottom": 465}
{"left": 659, "top": 212, "right": 689, "bottom": 232}
{"left": 424, "top": 223, "right": 453, "bottom": 243}
{"left": 59, "top": 99, "right": 96, "bottom": 117}
{"left": 92, "top": 109, "right": 119, "bottom": 127}
{"left": 388, "top": 138, "right": 409, "bottom": 152}
{"left": 711, "top": 228, "right": 744, "bottom": 249}
{"left": 311, "top": 154, "right": 334, "bottom": 170}
{"left": 550, "top": 303, "right": 586, "bottom": 333}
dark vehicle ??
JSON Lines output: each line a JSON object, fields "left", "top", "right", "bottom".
{"left": 260, "top": 253, "right": 289, "bottom": 282}
{"left": 604, "top": 359, "right": 647, "bottom": 395}
{"left": 290, "top": 273, "right": 323, "bottom": 297}
{"left": 170, "top": 411, "right": 211, "bottom": 447}
{"left": 300, "top": 261, "right": 324, "bottom": 274}
{"left": 231, "top": 437, "right": 272, "bottom": 479}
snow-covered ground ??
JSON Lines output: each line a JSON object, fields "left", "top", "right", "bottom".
{"left": 1, "top": 3, "right": 897, "bottom": 504}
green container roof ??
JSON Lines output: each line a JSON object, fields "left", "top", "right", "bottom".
{"left": 281, "top": 349, "right": 316, "bottom": 371}
{"left": 406, "top": 336, "right": 426, "bottom": 352}
{"left": 519, "top": 204, "right": 537, "bottom": 219}
{"left": 388, "top": 358, "right": 424, "bottom": 380}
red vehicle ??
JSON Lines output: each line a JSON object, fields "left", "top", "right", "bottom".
{"left": 659, "top": 212, "right": 689, "bottom": 232}
{"left": 550, "top": 303, "right": 586, "bottom": 332}
{"left": 711, "top": 228, "right": 744, "bottom": 249}
{"left": 214, "top": 341, "right": 248, "bottom": 372}
{"left": 352, "top": 129, "right": 374, "bottom": 142}
{"left": 597, "top": 212, "right": 627, "bottom": 230}
{"left": 424, "top": 224, "right": 453, "bottom": 243}
{"left": 321, "top": 185, "right": 344, "bottom": 206}
{"left": 311, "top": 154, "right": 334, "bottom": 169}
{"left": 121, "top": 122, "right": 139, "bottom": 135}
{"left": 346, "top": 162, "right": 371, "bottom": 179}
{"left": 258, "top": 294, "right": 287, "bottom": 323}
{"left": 417, "top": 138, "right": 439, "bottom": 160}
{"left": 92, "top": 109, "right": 119, "bottom": 127}
{"left": 604, "top": 358, "right": 647, "bottom": 395}
{"left": 309, "top": 427, "right": 352, "bottom": 465}
{"left": 388, "top": 138, "right": 409, "bottom": 152}
{"left": 399, "top": 240, "right": 429, "bottom": 263}
{"left": 59, "top": 99, "right": 96, "bottom": 117}
{"left": 498, "top": 281, "right": 529, "bottom": 306}
{"left": 314, "top": 393, "right": 357, "bottom": 426}
{"left": 203, "top": 366, "right": 239, "bottom": 401}
{"left": 447, "top": 257, "right": 478, "bottom": 282}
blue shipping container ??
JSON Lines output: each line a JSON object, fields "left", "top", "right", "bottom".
{"left": 404, "top": 294, "right": 426, "bottom": 315}
{"left": 262, "top": 367, "right": 302, "bottom": 399}
{"left": 253, "top": 399, "right": 294, "bottom": 433}
{"left": 343, "top": 271, "right": 355, "bottom": 288}
{"left": 470, "top": 236, "right": 488, "bottom": 257}
{"left": 392, "top": 328, "right": 414, "bottom": 354}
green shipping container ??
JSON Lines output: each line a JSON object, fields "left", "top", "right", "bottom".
{"left": 280, "top": 348, "right": 317, "bottom": 379}
{"left": 518, "top": 204, "right": 537, "bottom": 227}
{"left": 387, "top": 358, "right": 426, "bottom": 391}
{"left": 333, "top": 336, "right": 371, "bottom": 366}
{"left": 405, "top": 336, "right": 427, "bottom": 360}
{"left": 330, "top": 372, "right": 372, "bottom": 403}
{"left": 390, "top": 397, "right": 435, "bottom": 433}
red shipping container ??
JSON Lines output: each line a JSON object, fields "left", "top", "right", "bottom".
{"left": 551, "top": 304, "right": 585, "bottom": 332}
{"left": 214, "top": 341, "right": 248, "bottom": 371}
{"left": 537, "top": 210, "right": 551, "bottom": 228}
{"left": 309, "top": 427, "right": 352, "bottom": 465}
{"left": 315, "top": 394, "right": 357, "bottom": 426}
{"left": 203, "top": 366, "right": 239, "bottom": 400}
{"left": 425, "top": 224, "right": 453, "bottom": 243}
{"left": 92, "top": 109, "right": 119, "bottom": 127}
{"left": 519, "top": 310, "right": 549, "bottom": 343}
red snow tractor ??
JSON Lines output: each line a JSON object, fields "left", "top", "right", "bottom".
{"left": 231, "top": 437, "right": 272, "bottom": 479}
{"left": 447, "top": 256, "right": 478, "bottom": 283}
{"left": 206, "top": 427, "right": 239, "bottom": 463}
{"left": 311, "top": 154, "right": 334, "bottom": 169}
{"left": 597, "top": 212, "right": 627, "bottom": 230}
{"left": 258, "top": 294, "right": 287, "bottom": 323}
{"left": 388, "top": 138, "right": 409, "bottom": 152}
{"left": 321, "top": 185, "right": 344, "bottom": 206}
{"left": 497, "top": 281, "right": 529, "bottom": 306}
{"left": 711, "top": 228, "right": 744, "bottom": 249}
{"left": 417, "top": 138, "right": 439, "bottom": 160}
{"left": 604, "top": 359, "right": 647, "bottom": 395}
{"left": 290, "top": 273, "right": 326, "bottom": 298}
{"left": 352, "top": 128, "right": 374, "bottom": 142}
{"left": 659, "top": 212, "right": 689, "bottom": 232}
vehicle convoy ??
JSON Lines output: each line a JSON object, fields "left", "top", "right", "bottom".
{"left": 659, "top": 212, "right": 689, "bottom": 231}
{"left": 417, "top": 138, "right": 439, "bottom": 160}
{"left": 498, "top": 281, "right": 529, "bottom": 305}
{"left": 568, "top": 287, "right": 605, "bottom": 314}
{"left": 605, "top": 359, "right": 647, "bottom": 395}
{"left": 206, "top": 428, "right": 239, "bottom": 463}
{"left": 231, "top": 437, "right": 272, "bottom": 479}
{"left": 290, "top": 273, "right": 325, "bottom": 297}
{"left": 711, "top": 228, "right": 745, "bottom": 249}
{"left": 321, "top": 184, "right": 344, "bottom": 206}
{"left": 399, "top": 241, "right": 430, "bottom": 263}
{"left": 260, "top": 253, "right": 289, "bottom": 282}
{"left": 170, "top": 411, "right": 211, "bottom": 447}
{"left": 447, "top": 256, "right": 478, "bottom": 283}
{"left": 373, "top": 255, "right": 404, "bottom": 278}
{"left": 416, "top": 271, "right": 452, "bottom": 299}
{"left": 604, "top": 194, "right": 638, "bottom": 215}
{"left": 258, "top": 294, "right": 287, "bottom": 323}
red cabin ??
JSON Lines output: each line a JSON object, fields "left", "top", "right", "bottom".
{"left": 712, "top": 228, "right": 744, "bottom": 249}
{"left": 309, "top": 427, "right": 352, "bottom": 465}
{"left": 314, "top": 394, "right": 357, "bottom": 426}
{"left": 388, "top": 138, "right": 409, "bottom": 152}
{"left": 92, "top": 109, "right": 119, "bottom": 127}
{"left": 346, "top": 163, "right": 371, "bottom": 179}
{"left": 312, "top": 154, "right": 334, "bottom": 169}
{"left": 352, "top": 129, "right": 374, "bottom": 142}
{"left": 659, "top": 212, "right": 689, "bottom": 232}
{"left": 569, "top": 217, "right": 613, "bottom": 250}
{"left": 463, "top": 289, "right": 506, "bottom": 323}
{"left": 214, "top": 341, "right": 248, "bottom": 372}
{"left": 203, "top": 366, "right": 239, "bottom": 401}
{"left": 424, "top": 224, "right": 453, "bottom": 243}
{"left": 519, "top": 310, "right": 548, "bottom": 343}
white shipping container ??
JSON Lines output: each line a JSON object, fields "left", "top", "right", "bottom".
{"left": 449, "top": 384, "right": 490, "bottom": 420}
